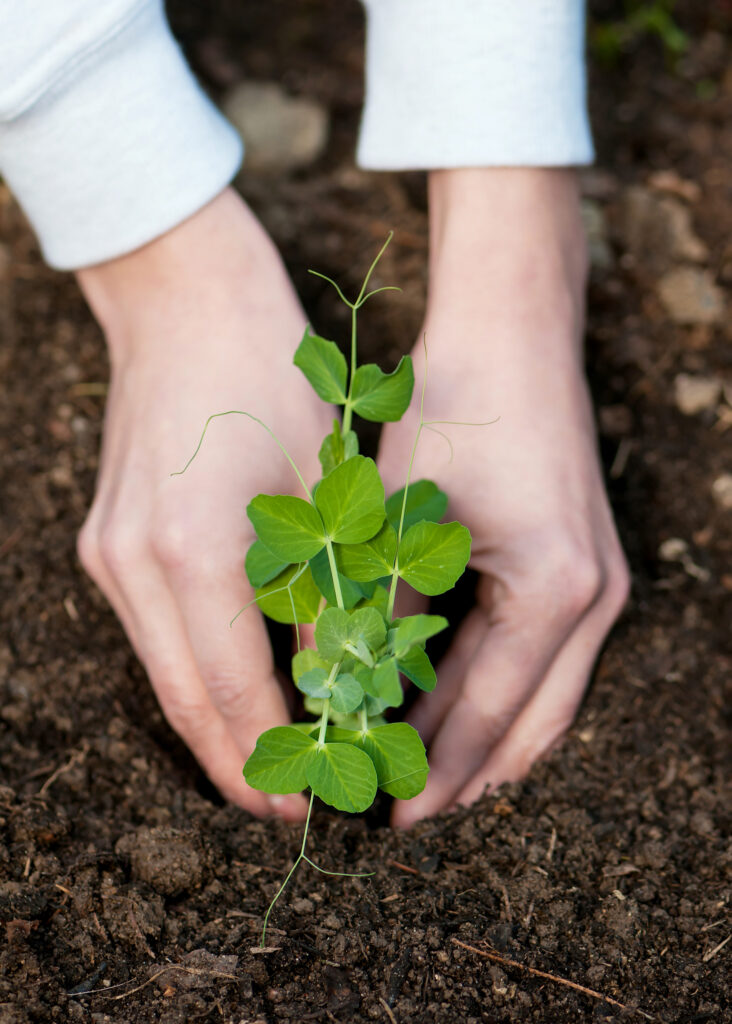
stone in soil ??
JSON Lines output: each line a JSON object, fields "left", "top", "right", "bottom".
{"left": 617, "top": 185, "right": 708, "bottom": 271}
{"left": 658, "top": 267, "right": 725, "bottom": 325}
{"left": 222, "top": 80, "right": 329, "bottom": 171}
{"left": 673, "top": 372, "right": 723, "bottom": 414}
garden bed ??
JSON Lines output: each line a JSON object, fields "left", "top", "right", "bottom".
{"left": 0, "top": 2, "right": 730, "bottom": 1021}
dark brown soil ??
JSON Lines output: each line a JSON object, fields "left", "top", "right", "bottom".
{"left": 1, "top": 3, "right": 730, "bottom": 1022}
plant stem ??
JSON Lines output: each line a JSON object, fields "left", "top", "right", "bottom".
{"left": 386, "top": 334, "right": 430, "bottom": 622}
{"left": 324, "top": 539, "right": 345, "bottom": 609}
{"left": 342, "top": 303, "right": 358, "bottom": 435}
{"left": 172, "top": 409, "right": 312, "bottom": 501}
{"left": 260, "top": 790, "right": 315, "bottom": 947}
{"left": 317, "top": 691, "right": 332, "bottom": 745}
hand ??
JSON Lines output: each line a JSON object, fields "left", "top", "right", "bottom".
{"left": 378, "top": 169, "right": 630, "bottom": 826}
{"left": 76, "top": 189, "right": 330, "bottom": 818}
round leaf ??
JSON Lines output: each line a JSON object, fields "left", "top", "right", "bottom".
{"left": 335, "top": 522, "right": 397, "bottom": 582}
{"left": 247, "top": 494, "right": 325, "bottom": 562}
{"left": 396, "top": 645, "right": 436, "bottom": 693}
{"left": 385, "top": 479, "right": 448, "bottom": 532}
{"left": 314, "top": 456, "right": 385, "bottom": 544}
{"left": 293, "top": 328, "right": 348, "bottom": 404}
{"left": 292, "top": 648, "right": 329, "bottom": 683}
{"left": 318, "top": 421, "right": 359, "bottom": 477}
{"left": 305, "top": 743, "right": 377, "bottom": 812}
{"left": 350, "top": 356, "right": 414, "bottom": 422}
{"left": 243, "top": 726, "right": 317, "bottom": 794}
{"left": 255, "top": 564, "right": 321, "bottom": 624}
{"left": 398, "top": 521, "right": 471, "bottom": 596}
{"left": 296, "top": 667, "right": 331, "bottom": 699}
{"left": 245, "top": 539, "right": 289, "bottom": 588}
{"left": 369, "top": 659, "right": 403, "bottom": 708}
{"left": 356, "top": 723, "right": 428, "bottom": 800}
{"left": 389, "top": 614, "right": 448, "bottom": 656}
{"left": 315, "top": 606, "right": 387, "bottom": 662}
{"left": 329, "top": 673, "right": 364, "bottom": 714}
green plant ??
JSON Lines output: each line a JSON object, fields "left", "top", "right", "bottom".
{"left": 591, "top": 1, "right": 687, "bottom": 66}
{"left": 175, "top": 236, "right": 479, "bottom": 944}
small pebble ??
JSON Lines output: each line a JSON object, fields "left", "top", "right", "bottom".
{"left": 673, "top": 373, "right": 722, "bottom": 415}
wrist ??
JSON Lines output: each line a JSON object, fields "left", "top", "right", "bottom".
{"left": 75, "top": 189, "right": 291, "bottom": 360}
{"left": 427, "top": 168, "right": 588, "bottom": 311}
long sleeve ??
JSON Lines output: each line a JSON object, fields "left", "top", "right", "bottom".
{"left": 0, "top": 0, "right": 242, "bottom": 269}
{"left": 357, "top": 0, "right": 593, "bottom": 169}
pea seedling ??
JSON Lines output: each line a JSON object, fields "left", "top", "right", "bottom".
{"left": 176, "top": 236, "right": 477, "bottom": 944}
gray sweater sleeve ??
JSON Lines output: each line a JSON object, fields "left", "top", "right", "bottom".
{"left": 0, "top": 0, "right": 592, "bottom": 270}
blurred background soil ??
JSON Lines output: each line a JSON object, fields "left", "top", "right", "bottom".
{"left": 0, "top": 2, "right": 730, "bottom": 1021}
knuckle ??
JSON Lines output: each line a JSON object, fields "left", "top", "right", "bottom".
{"left": 150, "top": 517, "right": 192, "bottom": 570}
{"left": 76, "top": 521, "right": 101, "bottom": 576}
{"left": 162, "top": 690, "right": 213, "bottom": 740}
{"left": 98, "top": 522, "right": 143, "bottom": 575}
{"left": 605, "top": 555, "right": 632, "bottom": 613}
{"left": 531, "top": 540, "right": 604, "bottom": 619}
{"left": 203, "top": 668, "right": 250, "bottom": 719}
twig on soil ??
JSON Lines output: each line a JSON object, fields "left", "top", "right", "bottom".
{"left": 702, "top": 934, "right": 730, "bottom": 962}
{"left": 387, "top": 859, "right": 419, "bottom": 875}
{"left": 109, "top": 965, "right": 238, "bottom": 1001}
{"left": 38, "top": 742, "right": 89, "bottom": 796}
{"left": 0, "top": 526, "right": 22, "bottom": 558}
{"left": 379, "top": 996, "right": 398, "bottom": 1024}
{"left": 452, "top": 939, "right": 653, "bottom": 1019}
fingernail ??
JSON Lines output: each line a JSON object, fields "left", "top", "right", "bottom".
{"left": 269, "top": 794, "right": 307, "bottom": 819}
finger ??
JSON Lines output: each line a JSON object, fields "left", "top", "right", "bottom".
{"left": 406, "top": 606, "right": 487, "bottom": 743}
{"left": 156, "top": 525, "right": 309, "bottom": 820}
{"left": 98, "top": 516, "right": 304, "bottom": 817}
{"left": 392, "top": 597, "right": 575, "bottom": 827}
{"left": 453, "top": 581, "right": 628, "bottom": 807}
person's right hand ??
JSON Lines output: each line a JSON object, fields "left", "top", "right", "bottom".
{"left": 76, "top": 188, "right": 330, "bottom": 818}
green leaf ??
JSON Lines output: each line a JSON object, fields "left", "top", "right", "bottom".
{"left": 314, "top": 456, "right": 385, "bottom": 544}
{"left": 305, "top": 743, "right": 377, "bottom": 812}
{"left": 243, "top": 726, "right": 317, "bottom": 794}
{"left": 318, "top": 420, "right": 359, "bottom": 477}
{"left": 389, "top": 614, "right": 448, "bottom": 656}
{"left": 292, "top": 648, "right": 329, "bottom": 683}
{"left": 336, "top": 522, "right": 397, "bottom": 582}
{"left": 245, "top": 539, "right": 289, "bottom": 588}
{"left": 296, "top": 667, "right": 331, "bottom": 699}
{"left": 397, "top": 645, "right": 436, "bottom": 693}
{"left": 385, "top": 479, "right": 448, "bottom": 533}
{"left": 290, "top": 721, "right": 321, "bottom": 736}
{"left": 368, "top": 658, "right": 403, "bottom": 708}
{"left": 255, "top": 564, "right": 321, "bottom": 624}
{"left": 356, "top": 723, "right": 428, "bottom": 800}
{"left": 293, "top": 327, "right": 347, "bottom": 404}
{"left": 247, "top": 495, "right": 325, "bottom": 562}
{"left": 357, "top": 583, "right": 390, "bottom": 618}
{"left": 315, "top": 606, "right": 387, "bottom": 662}
{"left": 330, "top": 673, "right": 364, "bottom": 714}
{"left": 350, "top": 355, "right": 415, "bottom": 422}
{"left": 398, "top": 521, "right": 471, "bottom": 596}
{"left": 309, "top": 546, "right": 369, "bottom": 610}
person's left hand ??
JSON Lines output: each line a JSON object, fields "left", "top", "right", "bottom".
{"left": 378, "top": 168, "right": 630, "bottom": 827}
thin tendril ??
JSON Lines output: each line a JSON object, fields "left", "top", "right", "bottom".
{"left": 357, "top": 285, "right": 402, "bottom": 306}
{"left": 424, "top": 424, "right": 455, "bottom": 464}
{"left": 423, "top": 417, "right": 499, "bottom": 427}
{"left": 302, "top": 855, "right": 374, "bottom": 878}
{"left": 261, "top": 790, "right": 316, "bottom": 946}
{"left": 229, "top": 563, "right": 308, "bottom": 629}
{"left": 171, "top": 409, "right": 312, "bottom": 501}
{"left": 308, "top": 270, "right": 352, "bottom": 308}
{"left": 355, "top": 231, "right": 394, "bottom": 306}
